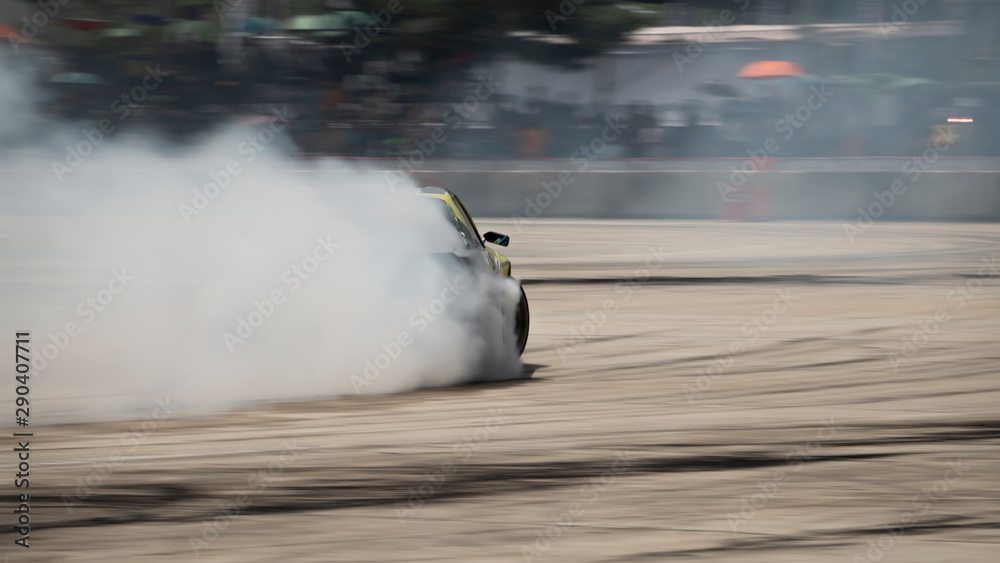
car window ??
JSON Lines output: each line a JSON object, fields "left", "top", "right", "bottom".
{"left": 452, "top": 196, "right": 483, "bottom": 244}
{"left": 437, "top": 200, "right": 478, "bottom": 250}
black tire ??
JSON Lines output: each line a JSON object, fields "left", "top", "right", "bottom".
{"left": 515, "top": 285, "right": 529, "bottom": 356}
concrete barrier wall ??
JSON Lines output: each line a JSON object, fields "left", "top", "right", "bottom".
{"left": 412, "top": 171, "right": 1000, "bottom": 222}
{"left": 5, "top": 159, "right": 999, "bottom": 221}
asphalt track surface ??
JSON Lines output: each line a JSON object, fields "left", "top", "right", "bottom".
{"left": 2, "top": 219, "right": 999, "bottom": 562}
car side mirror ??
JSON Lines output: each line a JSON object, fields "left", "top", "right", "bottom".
{"left": 483, "top": 231, "right": 509, "bottom": 247}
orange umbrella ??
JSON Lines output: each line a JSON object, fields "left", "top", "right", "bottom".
{"left": 738, "top": 61, "right": 806, "bottom": 79}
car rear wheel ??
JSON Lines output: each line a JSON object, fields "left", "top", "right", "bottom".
{"left": 515, "top": 285, "right": 529, "bottom": 356}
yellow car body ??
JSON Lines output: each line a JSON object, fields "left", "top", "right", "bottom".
{"left": 418, "top": 187, "right": 511, "bottom": 276}
{"left": 417, "top": 186, "right": 528, "bottom": 355}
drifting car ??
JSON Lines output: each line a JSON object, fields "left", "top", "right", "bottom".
{"left": 417, "top": 186, "right": 529, "bottom": 356}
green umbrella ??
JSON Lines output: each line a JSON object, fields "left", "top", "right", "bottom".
{"left": 283, "top": 14, "right": 332, "bottom": 31}
{"left": 284, "top": 12, "right": 365, "bottom": 33}
{"left": 99, "top": 25, "right": 143, "bottom": 39}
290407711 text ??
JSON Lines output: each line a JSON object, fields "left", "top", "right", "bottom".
{"left": 14, "top": 331, "right": 32, "bottom": 549}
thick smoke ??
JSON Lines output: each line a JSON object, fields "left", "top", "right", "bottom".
{"left": 0, "top": 55, "right": 522, "bottom": 425}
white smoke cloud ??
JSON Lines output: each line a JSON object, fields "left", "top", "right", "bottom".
{"left": 0, "top": 54, "right": 523, "bottom": 425}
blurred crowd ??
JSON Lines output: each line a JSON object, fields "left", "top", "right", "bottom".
{"left": 3, "top": 0, "right": 999, "bottom": 159}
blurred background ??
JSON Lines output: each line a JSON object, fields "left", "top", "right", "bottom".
{"left": 2, "top": 0, "right": 998, "bottom": 159}
{"left": 3, "top": 4, "right": 1000, "bottom": 561}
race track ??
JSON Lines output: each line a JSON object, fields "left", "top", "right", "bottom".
{"left": 3, "top": 219, "right": 999, "bottom": 562}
